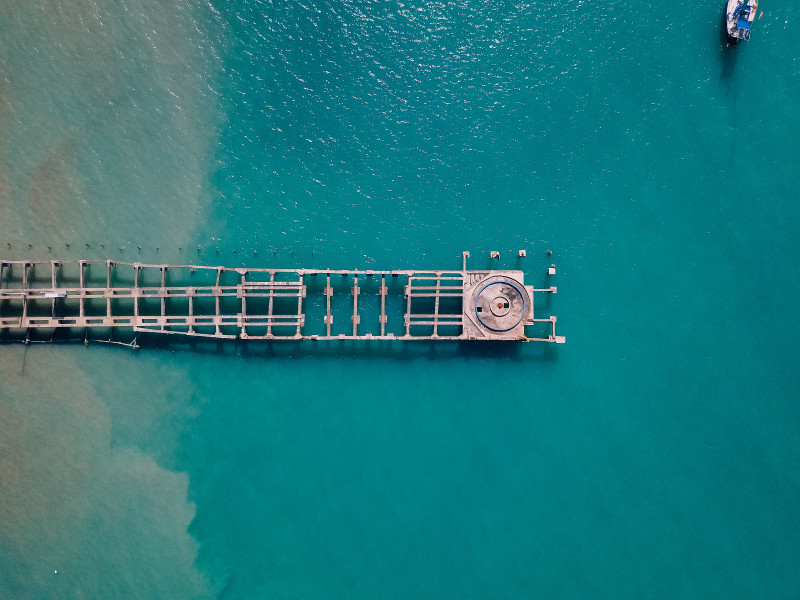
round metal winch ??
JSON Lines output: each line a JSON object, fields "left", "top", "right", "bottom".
{"left": 474, "top": 278, "right": 527, "bottom": 332}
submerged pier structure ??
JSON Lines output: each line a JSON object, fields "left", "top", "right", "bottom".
{"left": 0, "top": 253, "right": 564, "bottom": 344}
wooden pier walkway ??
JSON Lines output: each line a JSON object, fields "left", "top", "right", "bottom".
{"left": 0, "top": 253, "right": 564, "bottom": 344}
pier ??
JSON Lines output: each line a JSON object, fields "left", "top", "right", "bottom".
{"left": 0, "top": 253, "right": 564, "bottom": 344}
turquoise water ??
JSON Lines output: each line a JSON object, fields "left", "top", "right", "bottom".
{"left": 2, "top": 1, "right": 800, "bottom": 598}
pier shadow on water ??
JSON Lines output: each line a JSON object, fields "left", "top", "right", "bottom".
{"left": 0, "top": 328, "right": 560, "bottom": 363}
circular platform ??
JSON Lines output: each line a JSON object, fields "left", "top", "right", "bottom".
{"left": 474, "top": 279, "right": 527, "bottom": 332}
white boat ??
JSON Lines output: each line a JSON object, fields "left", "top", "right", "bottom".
{"left": 726, "top": 0, "right": 758, "bottom": 46}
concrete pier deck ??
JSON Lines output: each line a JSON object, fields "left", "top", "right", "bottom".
{"left": 0, "top": 254, "right": 564, "bottom": 344}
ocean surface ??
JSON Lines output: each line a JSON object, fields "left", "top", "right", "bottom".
{"left": 2, "top": 1, "right": 799, "bottom": 598}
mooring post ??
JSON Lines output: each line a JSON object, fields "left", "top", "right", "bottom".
{"left": 266, "top": 270, "right": 275, "bottom": 337}
{"left": 239, "top": 270, "right": 248, "bottom": 338}
{"left": 188, "top": 286, "right": 195, "bottom": 335}
{"left": 433, "top": 272, "right": 441, "bottom": 338}
{"left": 215, "top": 267, "right": 223, "bottom": 336}
{"left": 160, "top": 266, "right": 167, "bottom": 331}
{"left": 133, "top": 265, "right": 140, "bottom": 321}
{"left": 105, "top": 260, "right": 113, "bottom": 321}
{"left": 295, "top": 271, "right": 305, "bottom": 338}
{"left": 379, "top": 274, "right": 388, "bottom": 336}
{"left": 79, "top": 261, "right": 87, "bottom": 318}
{"left": 352, "top": 274, "right": 360, "bottom": 336}
{"left": 324, "top": 273, "right": 333, "bottom": 336}
{"left": 50, "top": 261, "right": 59, "bottom": 319}
{"left": 404, "top": 275, "right": 412, "bottom": 337}
{"left": 21, "top": 263, "right": 31, "bottom": 324}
